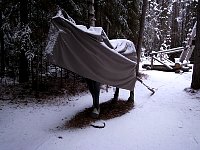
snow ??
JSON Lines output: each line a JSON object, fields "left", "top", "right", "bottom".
{"left": 1, "top": 66, "right": 200, "bottom": 150}
{"left": 110, "top": 39, "right": 136, "bottom": 53}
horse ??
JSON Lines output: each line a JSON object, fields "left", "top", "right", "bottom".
{"left": 83, "top": 39, "right": 137, "bottom": 118}
{"left": 86, "top": 78, "right": 135, "bottom": 118}
{"left": 46, "top": 11, "right": 137, "bottom": 118}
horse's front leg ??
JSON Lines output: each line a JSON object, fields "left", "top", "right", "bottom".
{"left": 128, "top": 90, "right": 134, "bottom": 103}
{"left": 112, "top": 87, "right": 119, "bottom": 102}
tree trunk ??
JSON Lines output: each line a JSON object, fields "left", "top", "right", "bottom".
{"left": 191, "top": 0, "right": 200, "bottom": 89}
{"left": 19, "top": 0, "right": 29, "bottom": 83}
{"left": 20, "top": 0, "right": 28, "bottom": 25}
{"left": 19, "top": 50, "right": 29, "bottom": 83}
{"left": 171, "top": 1, "right": 179, "bottom": 48}
{"left": 88, "top": 0, "right": 95, "bottom": 27}
{"left": 136, "top": 0, "right": 148, "bottom": 76}
{"left": 0, "top": 9, "right": 5, "bottom": 76}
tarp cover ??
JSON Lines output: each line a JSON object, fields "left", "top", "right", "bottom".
{"left": 45, "top": 11, "right": 137, "bottom": 91}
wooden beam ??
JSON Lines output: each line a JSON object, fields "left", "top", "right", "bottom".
{"left": 152, "top": 47, "right": 184, "bottom": 55}
{"left": 152, "top": 56, "right": 173, "bottom": 70}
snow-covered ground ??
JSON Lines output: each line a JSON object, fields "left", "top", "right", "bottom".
{"left": 1, "top": 68, "right": 200, "bottom": 150}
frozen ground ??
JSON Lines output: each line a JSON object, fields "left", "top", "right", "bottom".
{"left": 1, "top": 69, "right": 200, "bottom": 150}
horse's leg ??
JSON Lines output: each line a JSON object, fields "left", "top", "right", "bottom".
{"left": 128, "top": 90, "right": 134, "bottom": 103}
{"left": 112, "top": 87, "right": 119, "bottom": 101}
{"left": 86, "top": 79, "right": 100, "bottom": 118}
{"left": 93, "top": 81, "right": 100, "bottom": 109}
{"left": 91, "top": 80, "right": 100, "bottom": 118}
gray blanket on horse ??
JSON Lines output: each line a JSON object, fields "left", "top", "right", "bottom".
{"left": 45, "top": 11, "right": 137, "bottom": 91}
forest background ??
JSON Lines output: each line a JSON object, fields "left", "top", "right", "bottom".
{"left": 0, "top": 0, "right": 198, "bottom": 97}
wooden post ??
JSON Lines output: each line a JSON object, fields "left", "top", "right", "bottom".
{"left": 151, "top": 54, "right": 154, "bottom": 69}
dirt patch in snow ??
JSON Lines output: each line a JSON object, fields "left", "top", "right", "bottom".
{"left": 65, "top": 99, "right": 134, "bottom": 129}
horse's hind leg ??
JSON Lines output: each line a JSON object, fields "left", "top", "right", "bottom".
{"left": 86, "top": 79, "right": 101, "bottom": 118}
{"left": 93, "top": 81, "right": 100, "bottom": 109}
{"left": 91, "top": 81, "right": 100, "bottom": 118}
{"left": 112, "top": 87, "right": 119, "bottom": 101}
{"left": 128, "top": 90, "right": 134, "bottom": 103}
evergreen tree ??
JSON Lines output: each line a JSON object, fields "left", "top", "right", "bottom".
{"left": 143, "top": 0, "right": 197, "bottom": 56}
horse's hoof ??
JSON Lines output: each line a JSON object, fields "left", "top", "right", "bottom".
{"left": 90, "top": 108, "right": 100, "bottom": 119}
{"left": 111, "top": 97, "right": 118, "bottom": 103}
{"left": 127, "top": 97, "right": 134, "bottom": 103}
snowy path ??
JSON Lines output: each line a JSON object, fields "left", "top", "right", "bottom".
{"left": 1, "top": 70, "right": 200, "bottom": 150}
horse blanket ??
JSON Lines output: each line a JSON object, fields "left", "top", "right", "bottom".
{"left": 45, "top": 11, "right": 137, "bottom": 91}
